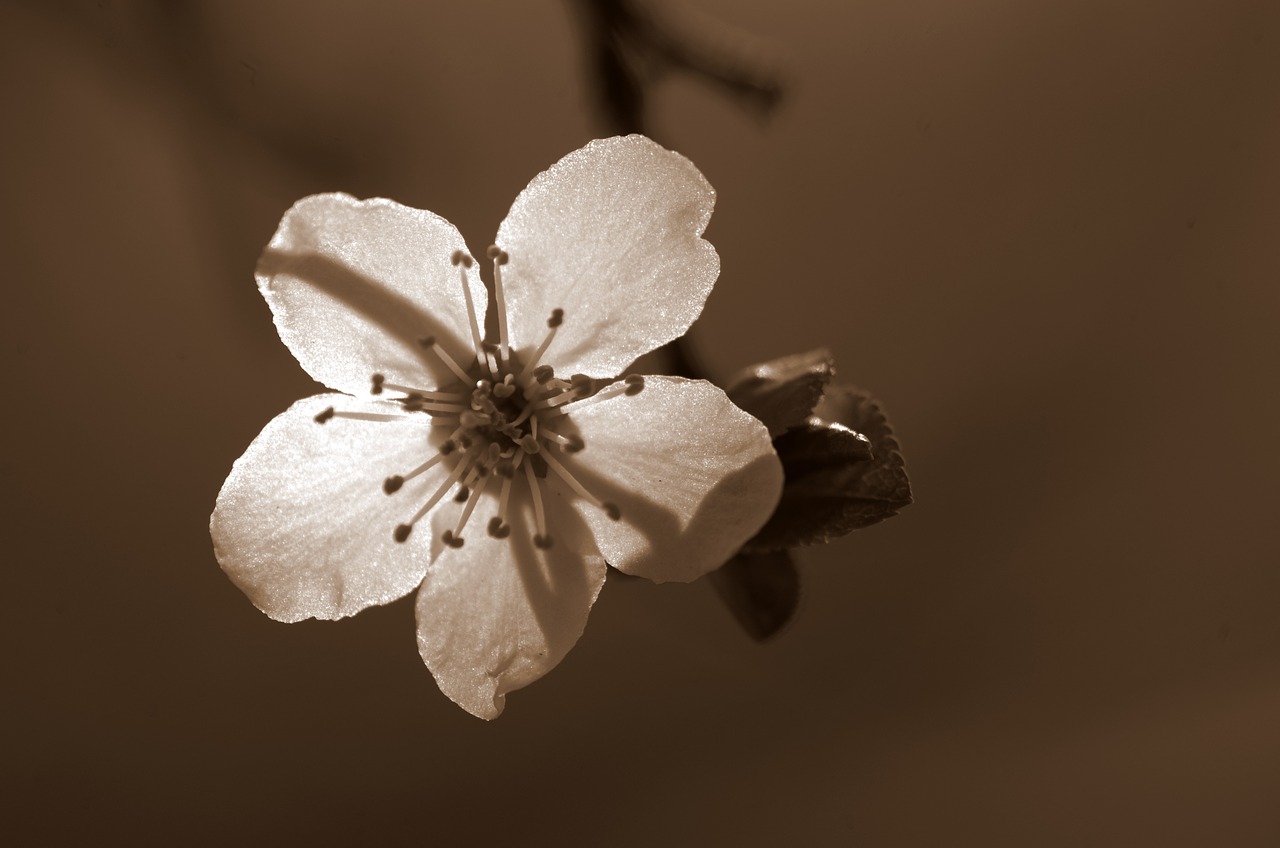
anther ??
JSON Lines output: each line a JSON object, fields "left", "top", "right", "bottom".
{"left": 519, "top": 435, "right": 541, "bottom": 454}
{"left": 548, "top": 308, "right": 564, "bottom": 328}
{"left": 370, "top": 373, "right": 385, "bottom": 395}
{"left": 487, "top": 517, "right": 511, "bottom": 539}
{"left": 314, "top": 406, "right": 336, "bottom": 424}
{"left": 493, "top": 374, "right": 516, "bottom": 398}
{"left": 450, "top": 250, "right": 473, "bottom": 268}
{"left": 441, "top": 530, "right": 465, "bottom": 548}
{"left": 534, "top": 535, "right": 554, "bottom": 550}
{"left": 393, "top": 524, "right": 413, "bottom": 543}
{"left": 533, "top": 365, "right": 554, "bottom": 384}
{"left": 624, "top": 374, "right": 645, "bottom": 396}
{"left": 441, "top": 440, "right": 458, "bottom": 456}
{"left": 383, "top": 475, "right": 404, "bottom": 495}
{"left": 486, "top": 244, "right": 509, "bottom": 265}
{"left": 454, "top": 486, "right": 470, "bottom": 503}
{"left": 603, "top": 502, "right": 621, "bottom": 521}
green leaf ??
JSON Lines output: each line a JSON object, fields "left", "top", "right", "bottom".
{"left": 746, "top": 387, "right": 912, "bottom": 550}
{"left": 709, "top": 549, "right": 801, "bottom": 641}
{"left": 725, "top": 348, "right": 835, "bottom": 437}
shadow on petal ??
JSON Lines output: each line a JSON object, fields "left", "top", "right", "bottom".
{"left": 565, "top": 450, "right": 781, "bottom": 583}
{"left": 258, "top": 248, "right": 473, "bottom": 384}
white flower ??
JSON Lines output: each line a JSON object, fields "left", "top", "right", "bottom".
{"left": 211, "top": 136, "right": 783, "bottom": 719}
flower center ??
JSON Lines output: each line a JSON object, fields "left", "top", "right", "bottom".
{"left": 314, "top": 246, "right": 637, "bottom": 551}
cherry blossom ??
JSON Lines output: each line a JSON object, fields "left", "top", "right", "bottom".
{"left": 211, "top": 136, "right": 782, "bottom": 718}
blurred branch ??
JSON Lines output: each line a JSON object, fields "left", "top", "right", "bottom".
{"left": 569, "top": 0, "right": 783, "bottom": 378}
{"left": 569, "top": 0, "right": 783, "bottom": 136}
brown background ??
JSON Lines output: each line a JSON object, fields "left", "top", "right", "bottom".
{"left": 3, "top": 1, "right": 1278, "bottom": 844}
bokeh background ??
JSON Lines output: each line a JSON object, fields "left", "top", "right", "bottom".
{"left": 4, "top": 1, "right": 1278, "bottom": 844}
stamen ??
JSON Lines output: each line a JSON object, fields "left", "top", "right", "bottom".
{"left": 398, "top": 452, "right": 447, "bottom": 484}
{"left": 488, "top": 452, "right": 524, "bottom": 538}
{"left": 321, "top": 410, "right": 407, "bottom": 423}
{"left": 449, "top": 468, "right": 493, "bottom": 547}
{"left": 380, "top": 383, "right": 467, "bottom": 402}
{"left": 487, "top": 245, "right": 511, "bottom": 366}
{"left": 536, "top": 387, "right": 585, "bottom": 409}
{"left": 403, "top": 400, "right": 469, "bottom": 415}
{"left": 523, "top": 460, "right": 552, "bottom": 549}
{"left": 540, "top": 430, "right": 585, "bottom": 452}
{"left": 394, "top": 451, "right": 474, "bottom": 542}
{"left": 419, "top": 335, "right": 472, "bottom": 383}
{"left": 518, "top": 309, "right": 565, "bottom": 381}
{"left": 560, "top": 381, "right": 631, "bottom": 412}
{"left": 541, "top": 450, "right": 622, "bottom": 521}
{"left": 451, "top": 251, "right": 488, "bottom": 377}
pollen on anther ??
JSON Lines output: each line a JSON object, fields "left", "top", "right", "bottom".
{"left": 440, "top": 440, "right": 458, "bottom": 456}
{"left": 383, "top": 475, "right": 404, "bottom": 495}
{"left": 519, "top": 435, "right": 541, "bottom": 454}
{"left": 450, "top": 250, "right": 473, "bottom": 268}
{"left": 533, "top": 534, "right": 554, "bottom": 550}
{"left": 548, "top": 308, "right": 564, "bottom": 328}
{"left": 454, "top": 486, "right": 470, "bottom": 503}
{"left": 624, "top": 374, "right": 645, "bottom": 396}
{"left": 565, "top": 435, "right": 585, "bottom": 453}
{"left": 370, "top": 373, "right": 385, "bottom": 395}
{"left": 314, "top": 406, "right": 336, "bottom": 424}
{"left": 533, "top": 365, "right": 554, "bottom": 384}
{"left": 419, "top": 335, "right": 436, "bottom": 348}
{"left": 487, "top": 517, "right": 511, "bottom": 539}
{"left": 393, "top": 524, "right": 413, "bottom": 543}
{"left": 486, "top": 245, "right": 509, "bottom": 265}
{"left": 603, "top": 501, "right": 622, "bottom": 521}
{"left": 441, "top": 530, "right": 465, "bottom": 548}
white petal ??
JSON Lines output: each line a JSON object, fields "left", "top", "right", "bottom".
{"left": 211, "top": 394, "right": 450, "bottom": 622}
{"left": 416, "top": 487, "right": 606, "bottom": 719}
{"left": 553, "top": 377, "right": 783, "bottom": 583}
{"left": 256, "top": 193, "right": 487, "bottom": 396}
{"left": 495, "top": 136, "right": 719, "bottom": 378}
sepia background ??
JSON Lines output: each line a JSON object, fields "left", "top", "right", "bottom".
{"left": 4, "top": 1, "right": 1278, "bottom": 844}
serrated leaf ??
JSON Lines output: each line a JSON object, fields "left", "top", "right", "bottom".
{"left": 772, "top": 421, "right": 873, "bottom": 478}
{"left": 709, "top": 549, "right": 800, "bottom": 641}
{"left": 725, "top": 348, "right": 836, "bottom": 437}
{"left": 746, "top": 387, "right": 912, "bottom": 551}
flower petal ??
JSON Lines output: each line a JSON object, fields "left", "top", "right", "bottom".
{"left": 416, "top": 491, "right": 606, "bottom": 719}
{"left": 211, "top": 394, "right": 448, "bottom": 622}
{"left": 495, "top": 136, "right": 719, "bottom": 378}
{"left": 553, "top": 377, "right": 783, "bottom": 583}
{"left": 256, "top": 193, "right": 487, "bottom": 396}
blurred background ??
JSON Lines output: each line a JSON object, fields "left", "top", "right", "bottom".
{"left": 3, "top": 0, "right": 1278, "bottom": 844}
